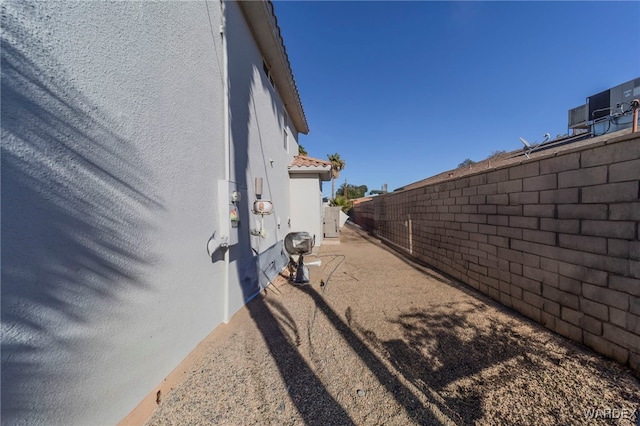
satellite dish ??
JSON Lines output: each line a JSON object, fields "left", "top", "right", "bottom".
{"left": 519, "top": 132, "right": 551, "bottom": 159}
{"left": 519, "top": 137, "right": 532, "bottom": 148}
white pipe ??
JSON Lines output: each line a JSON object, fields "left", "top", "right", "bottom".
{"left": 408, "top": 214, "right": 413, "bottom": 255}
{"left": 220, "top": 0, "right": 230, "bottom": 323}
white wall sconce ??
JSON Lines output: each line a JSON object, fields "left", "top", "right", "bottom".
{"left": 253, "top": 200, "right": 273, "bottom": 215}
{"left": 251, "top": 177, "right": 273, "bottom": 238}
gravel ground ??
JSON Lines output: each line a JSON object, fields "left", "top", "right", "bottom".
{"left": 145, "top": 224, "right": 640, "bottom": 426}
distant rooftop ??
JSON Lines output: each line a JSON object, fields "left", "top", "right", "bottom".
{"left": 397, "top": 128, "right": 637, "bottom": 192}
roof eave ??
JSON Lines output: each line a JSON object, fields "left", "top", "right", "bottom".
{"left": 289, "top": 166, "right": 332, "bottom": 181}
{"left": 238, "top": 0, "right": 309, "bottom": 134}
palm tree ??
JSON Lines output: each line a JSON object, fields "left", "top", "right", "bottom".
{"left": 298, "top": 144, "right": 308, "bottom": 156}
{"left": 330, "top": 195, "right": 352, "bottom": 214}
{"left": 327, "top": 153, "right": 346, "bottom": 199}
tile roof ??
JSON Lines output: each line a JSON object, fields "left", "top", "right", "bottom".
{"left": 289, "top": 155, "right": 332, "bottom": 168}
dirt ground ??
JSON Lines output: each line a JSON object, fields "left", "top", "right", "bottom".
{"left": 143, "top": 224, "right": 640, "bottom": 426}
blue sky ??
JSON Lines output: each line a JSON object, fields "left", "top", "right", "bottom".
{"left": 273, "top": 1, "right": 640, "bottom": 195}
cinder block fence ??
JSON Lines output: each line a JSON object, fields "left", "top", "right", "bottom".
{"left": 352, "top": 132, "right": 640, "bottom": 373}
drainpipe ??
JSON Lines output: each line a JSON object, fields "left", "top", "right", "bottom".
{"left": 632, "top": 99, "right": 639, "bottom": 133}
{"left": 221, "top": 0, "right": 231, "bottom": 323}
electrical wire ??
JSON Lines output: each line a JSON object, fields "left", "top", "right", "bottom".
{"left": 590, "top": 106, "right": 612, "bottom": 119}
{"left": 591, "top": 109, "right": 636, "bottom": 136}
{"left": 317, "top": 254, "right": 347, "bottom": 294}
{"left": 589, "top": 100, "right": 638, "bottom": 136}
{"left": 301, "top": 253, "right": 348, "bottom": 353}
{"left": 205, "top": 1, "right": 225, "bottom": 87}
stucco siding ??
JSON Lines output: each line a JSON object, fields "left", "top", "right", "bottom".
{"left": 2, "top": 2, "right": 226, "bottom": 425}
{"left": 226, "top": 0, "right": 297, "bottom": 309}
{"left": 290, "top": 174, "right": 325, "bottom": 247}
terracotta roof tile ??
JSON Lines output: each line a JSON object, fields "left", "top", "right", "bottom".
{"left": 289, "top": 155, "right": 332, "bottom": 168}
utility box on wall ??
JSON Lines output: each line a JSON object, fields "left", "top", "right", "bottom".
{"left": 323, "top": 206, "right": 341, "bottom": 238}
{"left": 218, "top": 179, "right": 244, "bottom": 247}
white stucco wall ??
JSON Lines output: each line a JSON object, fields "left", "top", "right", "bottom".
{"left": 2, "top": 1, "right": 305, "bottom": 424}
{"left": 2, "top": 2, "right": 228, "bottom": 425}
{"left": 225, "top": 0, "right": 299, "bottom": 311}
{"left": 289, "top": 174, "right": 325, "bottom": 248}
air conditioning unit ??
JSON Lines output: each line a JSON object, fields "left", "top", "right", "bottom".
{"left": 284, "top": 232, "right": 313, "bottom": 255}
{"left": 568, "top": 104, "right": 588, "bottom": 129}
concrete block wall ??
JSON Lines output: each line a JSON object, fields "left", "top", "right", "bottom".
{"left": 352, "top": 132, "right": 640, "bottom": 373}
{"left": 350, "top": 197, "right": 375, "bottom": 231}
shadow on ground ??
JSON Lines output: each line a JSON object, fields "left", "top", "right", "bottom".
{"left": 293, "top": 284, "right": 456, "bottom": 424}
{"left": 349, "top": 301, "right": 546, "bottom": 424}
{"left": 247, "top": 294, "right": 354, "bottom": 425}
{"left": 291, "top": 226, "right": 640, "bottom": 424}
{"left": 146, "top": 226, "right": 640, "bottom": 426}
